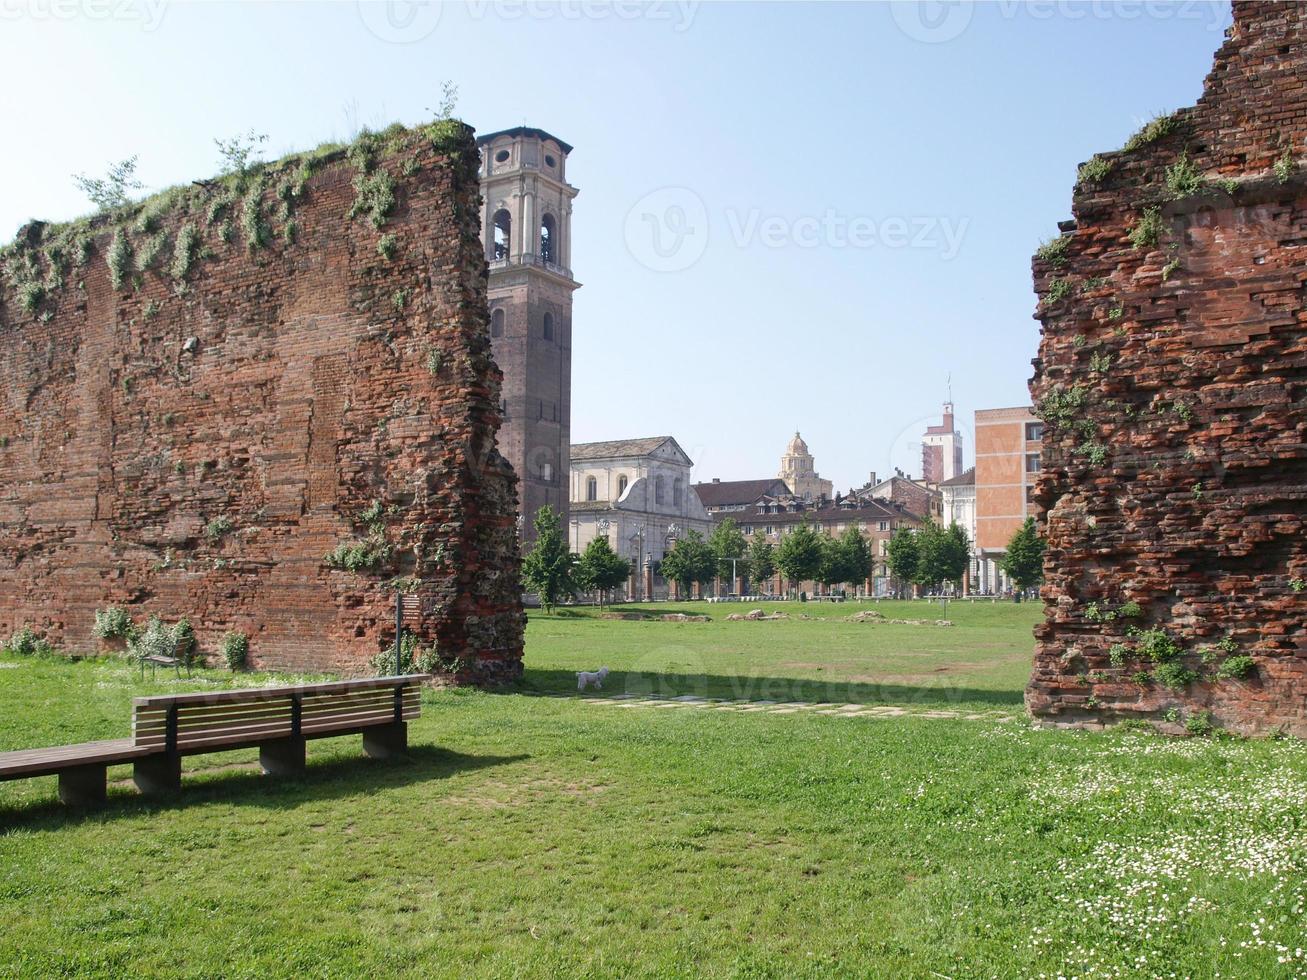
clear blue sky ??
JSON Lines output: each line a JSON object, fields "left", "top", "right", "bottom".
{"left": 1, "top": 1, "right": 1232, "bottom": 491}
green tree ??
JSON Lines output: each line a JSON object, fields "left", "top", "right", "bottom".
{"left": 776, "top": 520, "right": 824, "bottom": 592}
{"left": 914, "top": 521, "right": 971, "bottom": 593}
{"left": 999, "top": 517, "right": 1046, "bottom": 593}
{"left": 521, "top": 505, "right": 576, "bottom": 612}
{"left": 660, "top": 530, "right": 715, "bottom": 597}
{"left": 837, "top": 526, "right": 873, "bottom": 589}
{"left": 746, "top": 534, "right": 775, "bottom": 593}
{"left": 708, "top": 518, "right": 748, "bottom": 594}
{"left": 886, "top": 527, "right": 920, "bottom": 598}
{"left": 575, "top": 536, "right": 631, "bottom": 607}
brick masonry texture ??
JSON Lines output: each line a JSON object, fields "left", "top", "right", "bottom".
{"left": 0, "top": 125, "right": 525, "bottom": 681}
{"left": 1027, "top": 1, "right": 1306, "bottom": 735}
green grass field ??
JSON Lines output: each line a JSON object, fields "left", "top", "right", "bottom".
{"left": 2, "top": 603, "right": 1305, "bottom": 977}
{"left": 520, "top": 599, "right": 1041, "bottom": 712}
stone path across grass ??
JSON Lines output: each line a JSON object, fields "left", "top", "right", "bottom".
{"left": 541, "top": 692, "right": 1016, "bottom": 722}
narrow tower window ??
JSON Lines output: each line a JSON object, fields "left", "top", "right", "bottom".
{"left": 617, "top": 475, "right": 628, "bottom": 497}
{"left": 492, "top": 209, "right": 511, "bottom": 260}
{"left": 543, "top": 312, "right": 554, "bottom": 341}
{"left": 491, "top": 308, "right": 505, "bottom": 338}
{"left": 586, "top": 476, "right": 597, "bottom": 502}
{"left": 540, "top": 213, "right": 556, "bottom": 264}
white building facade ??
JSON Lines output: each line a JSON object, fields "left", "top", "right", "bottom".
{"left": 569, "top": 437, "right": 714, "bottom": 600}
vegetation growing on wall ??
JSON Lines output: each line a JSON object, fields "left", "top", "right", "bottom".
{"left": 0, "top": 116, "right": 475, "bottom": 323}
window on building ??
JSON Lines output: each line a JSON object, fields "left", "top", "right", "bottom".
{"left": 617, "top": 474, "right": 628, "bottom": 497}
{"left": 1026, "top": 453, "right": 1041, "bottom": 473}
{"left": 492, "top": 210, "right": 511, "bottom": 260}
{"left": 744, "top": 525, "right": 753, "bottom": 535}
{"left": 655, "top": 476, "right": 665, "bottom": 505}
{"left": 1026, "top": 422, "right": 1044, "bottom": 442}
{"left": 543, "top": 312, "right": 554, "bottom": 341}
{"left": 586, "top": 476, "right": 597, "bottom": 502}
{"left": 490, "top": 308, "right": 505, "bottom": 338}
{"left": 765, "top": 525, "right": 773, "bottom": 536}
{"left": 539, "top": 461, "right": 553, "bottom": 482}
{"left": 673, "top": 478, "right": 683, "bottom": 508}
{"left": 878, "top": 521, "right": 888, "bottom": 531}
{"left": 540, "top": 213, "right": 556, "bottom": 263}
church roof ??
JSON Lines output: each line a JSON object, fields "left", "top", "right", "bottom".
{"left": 940, "top": 467, "right": 976, "bottom": 488}
{"left": 692, "top": 478, "right": 791, "bottom": 508}
{"left": 785, "top": 431, "right": 809, "bottom": 455}
{"left": 476, "top": 126, "right": 574, "bottom": 154}
{"left": 571, "top": 436, "right": 686, "bottom": 462}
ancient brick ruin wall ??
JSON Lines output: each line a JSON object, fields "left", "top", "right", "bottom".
{"left": 1028, "top": 1, "right": 1306, "bottom": 735}
{"left": 0, "top": 125, "right": 525, "bottom": 681}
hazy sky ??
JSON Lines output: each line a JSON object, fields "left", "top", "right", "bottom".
{"left": 1, "top": 0, "right": 1232, "bottom": 490}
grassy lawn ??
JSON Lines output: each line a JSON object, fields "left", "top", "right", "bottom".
{"left": 1, "top": 608, "right": 1305, "bottom": 977}
{"left": 521, "top": 599, "right": 1041, "bottom": 712}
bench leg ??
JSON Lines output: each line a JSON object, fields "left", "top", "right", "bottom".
{"left": 259, "top": 737, "right": 306, "bottom": 776}
{"left": 363, "top": 722, "right": 407, "bottom": 760}
{"left": 58, "top": 763, "right": 107, "bottom": 806}
{"left": 133, "top": 753, "right": 181, "bottom": 795}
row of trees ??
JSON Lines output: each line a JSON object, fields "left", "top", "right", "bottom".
{"left": 523, "top": 505, "right": 1047, "bottom": 611}
{"left": 521, "top": 507, "right": 632, "bottom": 611}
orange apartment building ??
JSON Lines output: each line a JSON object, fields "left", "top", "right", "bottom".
{"left": 974, "top": 406, "right": 1043, "bottom": 593}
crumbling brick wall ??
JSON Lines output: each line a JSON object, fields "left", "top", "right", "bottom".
{"left": 0, "top": 123, "right": 525, "bottom": 681}
{"left": 1027, "top": 1, "right": 1306, "bottom": 735}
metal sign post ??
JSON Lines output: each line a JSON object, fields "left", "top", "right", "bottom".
{"left": 394, "top": 590, "right": 403, "bottom": 676}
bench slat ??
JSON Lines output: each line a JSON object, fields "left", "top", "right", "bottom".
{"left": 133, "top": 675, "right": 429, "bottom": 709}
{"left": 0, "top": 739, "right": 156, "bottom": 780}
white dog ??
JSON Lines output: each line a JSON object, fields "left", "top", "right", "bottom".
{"left": 577, "top": 666, "right": 610, "bottom": 691}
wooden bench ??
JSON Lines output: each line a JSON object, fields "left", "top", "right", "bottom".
{"left": 0, "top": 675, "right": 428, "bottom": 805}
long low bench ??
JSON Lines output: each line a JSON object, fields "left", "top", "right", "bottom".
{"left": 0, "top": 674, "right": 429, "bottom": 805}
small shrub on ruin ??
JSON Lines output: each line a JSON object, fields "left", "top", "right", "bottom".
{"left": 1044, "top": 276, "right": 1072, "bottom": 304}
{"left": 204, "top": 515, "right": 234, "bottom": 541}
{"left": 377, "top": 233, "right": 398, "bottom": 260}
{"left": 1273, "top": 144, "right": 1296, "bottom": 183}
{"left": 1123, "top": 111, "right": 1180, "bottom": 151}
{"left": 1184, "top": 710, "right": 1214, "bottom": 736}
{"left": 1152, "top": 661, "right": 1196, "bottom": 691}
{"left": 170, "top": 223, "right": 198, "bottom": 282}
{"left": 1161, "top": 257, "right": 1180, "bottom": 281}
{"left": 93, "top": 606, "right": 135, "bottom": 641}
{"left": 426, "top": 348, "right": 442, "bottom": 374}
{"left": 1216, "top": 655, "right": 1255, "bottom": 680}
{"left": 1077, "top": 155, "right": 1113, "bottom": 185}
{"left": 350, "top": 169, "right": 397, "bottom": 230}
{"left": 1128, "top": 207, "right": 1164, "bottom": 249}
{"left": 72, "top": 156, "right": 142, "bottom": 210}
{"left": 214, "top": 130, "right": 269, "bottom": 177}
{"left": 1088, "top": 351, "right": 1112, "bottom": 374}
{"left": 1164, "top": 152, "right": 1204, "bottom": 198}
{"left": 221, "top": 631, "right": 249, "bottom": 671}
{"left": 1119, "top": 601, "right": 1142, "bottom": 619}
{"left": 1035, "top": 236, "right": 1070, "bottom": 267}
{"left": 134, "top": 231, "right": 168, "bottom": 273}
{"left": 1291, "top": 577, "right": 1306, "bottom": 593}
{"left": 106, "top": 231, "right": 132, "bottom": 289}
{"left": 1129, "top": 626, "right": 1182, "bottom": 663}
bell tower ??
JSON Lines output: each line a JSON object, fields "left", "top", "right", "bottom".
{"left": 477, "top": 127, "right": 579, "bottom": 543}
